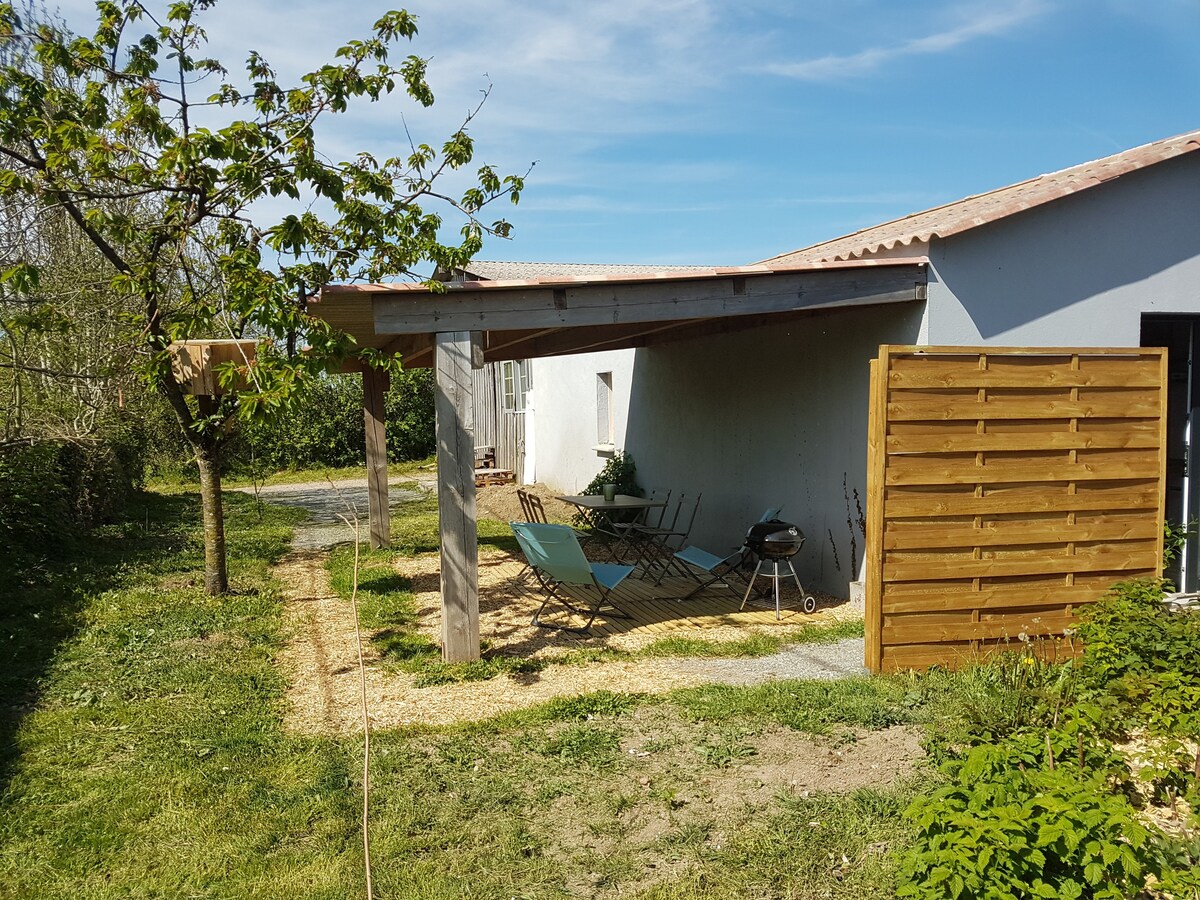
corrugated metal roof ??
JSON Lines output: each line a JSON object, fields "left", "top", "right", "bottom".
{"left": 452, "top": 260, "right": 724, "bottom": 281}
{"left": 761, "top": 128, "right": 1200, "bottom": 265}
{"left": 320, "top": 256, "right": 928, "bottom": 296}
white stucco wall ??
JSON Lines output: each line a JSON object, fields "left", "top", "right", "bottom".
{"left": 529, "top": 302, "right": 926, "bottom": 597}
{"left": 529, "top": 349, "right": 637, "bottom": 492}
{"left": 925, "top": 153, "right": 1200, "bottom": 345}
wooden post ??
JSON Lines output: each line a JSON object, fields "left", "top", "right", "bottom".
{"left": 435, "top": 332, "right": 480, "bottom": 662}
{"left": 363, "top": 366, "right": 390, "bottom": 550}
{"left": 863, "top": 351, "right": 888, "bottom": 674}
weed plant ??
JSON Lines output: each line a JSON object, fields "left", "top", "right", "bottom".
{"left": 896, "top": 580, "right": 1200, "bottom": 900}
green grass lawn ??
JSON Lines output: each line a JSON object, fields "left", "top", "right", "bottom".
{"left": 0, "top": 489, "right": 927, "bottom": 898}
{"left": 148, "top": 457, "right": 435, "bottom": 491}
{"left": 6, "top": 488, "right": 1193, "bottom": 898}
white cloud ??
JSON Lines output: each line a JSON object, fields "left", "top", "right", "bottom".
{"left": 763, "top": 0, "right": 1047, "bottom": 81}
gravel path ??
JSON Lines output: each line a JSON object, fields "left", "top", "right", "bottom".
{"left": 235, "top": 476, "right": 435, "bottom": 550}
{"left": 677, "top": 639, "right": 867, "bottom": 683}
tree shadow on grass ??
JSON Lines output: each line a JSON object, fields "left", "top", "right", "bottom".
{"left": 0, "top": 491, "right": 205, "bottom": 793}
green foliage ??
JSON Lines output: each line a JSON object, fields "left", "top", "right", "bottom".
{"left": 1162, "top": 519, "right": 1195, "bottom": 564}
{"left": 673, "top": 677, "right": 914, "bottom": 736}
{"left": 0, "top": 0, "right": 525, "bottom": 590}
{"left": 541, "top": 724, "right": 622, "bottom": 769}
{"left": 0, "top": 434, "right": 142, "bottom": 574}
{"left": 896, "top": 581, "right": 1200, "bottom": 899}
{"left": 581, "top": 450, "right": 643, "bottom": 498}
{"left": 945, "top": 647, "right": 1076, "bottom": 743}
{"left": 1075, "top": 578, "right": 1200, "bottom": 737}
{"left": 899, "top": 730, "right": 1157, "bottom": 900}
{"left": 236, "top": 369, "right": 435, "bottom": 473}
{"left": 538, "top": 690, "right": 648, "bottom": 722}
{"left": 695, "top": 727, "right": 759, "bottom": 768}
{"left": 577, "top": 450, "right": 643, "bottom": 526}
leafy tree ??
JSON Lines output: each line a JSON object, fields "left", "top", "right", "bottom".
{"left": 0, "top": 0, "right": 524, "bottom": 592}
{"left": 0, "top": 2, "right": 143, "bottom": 447}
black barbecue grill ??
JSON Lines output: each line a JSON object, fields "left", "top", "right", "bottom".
{"left": 740, "top": 519, "right": 817, "bottom": 617}
{"left": 745, "top": 520, "right": 806, "bottom": 559}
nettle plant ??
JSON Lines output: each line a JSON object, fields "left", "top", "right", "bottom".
{"left": 898, "top": 580, "right": 1200, "bottom": 900}
{"left": 899, "top": 724, "right": 1157, "bottom": 900}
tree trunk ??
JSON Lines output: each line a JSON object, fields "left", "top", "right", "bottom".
{"left": 195, "top": 440, "right": 228, "bottom": 595}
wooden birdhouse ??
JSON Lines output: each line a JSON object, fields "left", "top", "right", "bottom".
{"left": 168, "top": 339, "right": 258, "bottom": 396}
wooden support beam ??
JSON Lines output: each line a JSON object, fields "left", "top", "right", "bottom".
{"left": 374, "top": 265, "right": 927, "bottom": 335}
{"left": 363, "top": 366, "right": 390, "bottom": 550}
{"left": 379, "top": 333, "right": 435, "bottom": 369}
{"left": 435, "top": 332, "right": 480, "bottom": 663}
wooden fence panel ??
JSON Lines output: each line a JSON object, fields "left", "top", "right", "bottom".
{"left": 864, "top": 346, "right": 1167, "bottom": 673}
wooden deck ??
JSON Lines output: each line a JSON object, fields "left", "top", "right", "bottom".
{"left": 487, "top": 554, "right": 825, "bottom": 636}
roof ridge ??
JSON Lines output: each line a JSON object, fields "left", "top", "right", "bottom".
{"left": 762, "top": 126, "right": 1200, "bottom": 265}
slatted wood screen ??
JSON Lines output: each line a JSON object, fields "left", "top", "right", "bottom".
{"left": 864, "top": 346, "right": 1167, "bottom": 673}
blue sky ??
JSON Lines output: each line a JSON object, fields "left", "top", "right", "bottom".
{"left": 52, "top": 0, "right": 1200, "bottom": 268}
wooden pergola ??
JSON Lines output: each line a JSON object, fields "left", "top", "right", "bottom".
{"left": 310, "top": 258, "right": 928, "bottom": 661}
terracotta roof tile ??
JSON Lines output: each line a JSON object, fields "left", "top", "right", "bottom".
{"left": 761, "top": 128, "right": 1200, "bottom": 265}
{"left": 319, "top": 256, "right": 928, "bottom": 297}
{"left": 452, "top": 261, "right": 723, "bottom": 281}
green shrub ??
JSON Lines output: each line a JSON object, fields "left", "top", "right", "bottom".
{"left": 1075, "top": 578, "right": 1200, "bottom": 737}
{"left": 898, "top": 582, "right": 1200, "bottom": 899}
{"left": 898, "top": 728, "right": 1158, "bottom": 900}
{"left": 142, "top": 369, "right": 436, "bottom": 479}
{"left": 0, "top": 434, "right": 143, "bottom": 586}
{"left": 581, "top": 450, "right": 642, "bottom": 498}
{"left": 576, "top": 451, "right": 643, "bottom": 526}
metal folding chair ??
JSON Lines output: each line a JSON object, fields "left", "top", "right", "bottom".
{"left": 510, "top": 522, "right": 635, "bottom": 634}
{"left": 669, "top": 504, "right": 785, "bottom": 600}
{"left": 628, "top": 492, "right": 702, "bottom": 581}
{"left": 672, "top": 544, "right": 753, "bottom": 600}
{"left": 517, "top": 488, "right": 549, "bottom": 524}
{"left": 609, "top": 487, "right": 671, "bottom": 561}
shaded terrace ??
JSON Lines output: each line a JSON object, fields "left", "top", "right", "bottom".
{"left": 311, "top": 258, "right": 928, "bottom": 661}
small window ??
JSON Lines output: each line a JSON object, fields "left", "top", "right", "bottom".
{"left": 596, "top": 371, "right": 614, "bottom": 446}
{"left": 502, "top": 359, "right": 530, "bottom": 411}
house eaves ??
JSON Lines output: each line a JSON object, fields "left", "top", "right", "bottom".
{"left": 761, "top": 127, "right": 1200, "bottom": 266}
{"left": 312, "top": 257, "right": 928, "bottom": 368}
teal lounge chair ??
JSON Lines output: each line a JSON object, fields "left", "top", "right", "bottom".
{"left": 510, "top": 522, "right": 635, "bottom": 634}
{"left": 670, "top": 506, "right": 785, "bottom": 601}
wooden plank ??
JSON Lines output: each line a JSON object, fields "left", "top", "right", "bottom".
{"left": 886, "top": 431, "right": 1160, "bottom": 454}
{"left": 864, "top": 352, "right": 887, "bottom": 673}
{"left": 362, "top": 366, "right": 391, "bottom": 550}
{"left": 884, "top": 459, "right": 1160, "bottom": 486}
{"left": 882, "top": 583, "right": 1108, "bottom": 613}
{"left": 435, "top": 332, "right": 480, "bottom": 663}
{"left": 883, "top": 616, "right": 1077, "bottom": 645}
{"left": 883, "top": 519, "right": 1160, "bottom": 550}
{"left": 886, "top": 395, "right": 1161, "bottom": 421}
{"left": 884, "top": 550, "right": 1159, "bottom": 582}
{"left": 887, "top": 363, "right": 1161, "bottom": 389}
{"left": 883, "top": 489, "right": 1160, "bottom": 518}
{"left": 373, "top": 266, "right": 927, "bottom": 334}
{"left": 880, "top": 642, "right": 978, "bottom": 672}
{"left": 883, "top": 345, "right": 1164, "bottom": 358}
